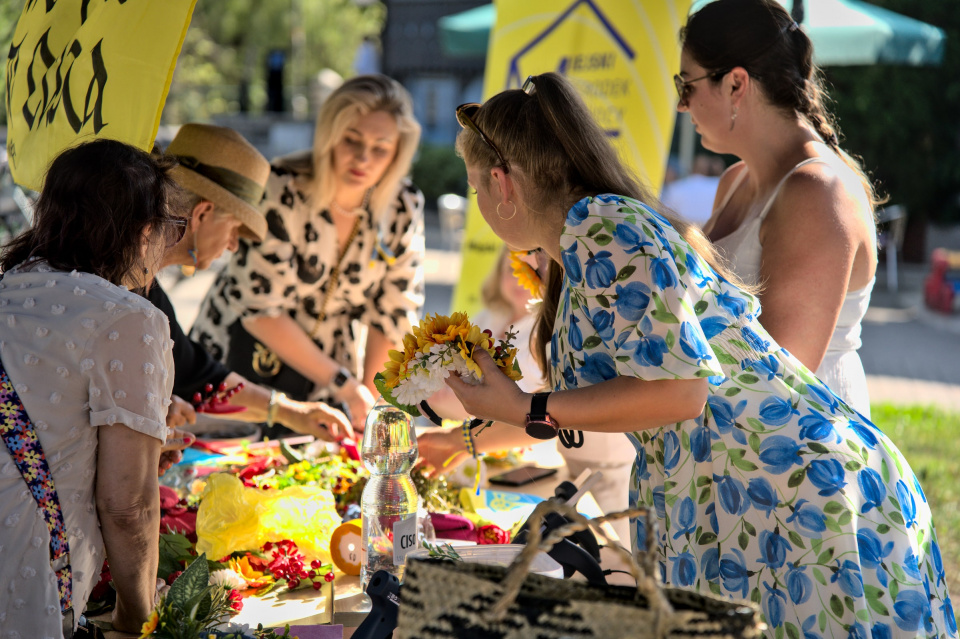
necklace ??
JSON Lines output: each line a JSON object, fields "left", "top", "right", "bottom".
{"left": 328, "top": 188, "right": 373, "bottom": 218}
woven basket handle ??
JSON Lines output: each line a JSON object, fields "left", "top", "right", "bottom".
{"left": 489, "top": 501, "right": 674, "bottom": 630}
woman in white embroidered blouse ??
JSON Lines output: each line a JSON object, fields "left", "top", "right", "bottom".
{"left": 191, "top": 75, "right": 425, "bottom": 431}
{"left": 0, "top": 140, "right": 181, "bottom": 637}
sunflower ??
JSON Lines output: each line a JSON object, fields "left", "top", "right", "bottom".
{"left": 510, "top": 251, "right": 542, "bottom": 299}
{"left": 139, "top": 609, "right": 159, "bottom": 638}
{"left": 413, "top": 312, "right": 471, "bottom": 349}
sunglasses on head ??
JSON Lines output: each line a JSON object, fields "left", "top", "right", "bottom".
{"left": 673, "top": 69, "right": 731, "bottom": 107}
{"left": 455, "top": 76, "right": 538, "bottom": 174}
{"left": 164, "top": 217, "right": 189, "bottom": 247}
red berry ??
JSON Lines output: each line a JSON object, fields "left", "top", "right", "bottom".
{"left": 193, "top": 392, "right": 202, "bottom": 404}
{"left": 312, "top": 581, "right": 322, "bottom": 590}
{"left": 166, "top": 570, "right": 183, "bottom": 585}
{"left": 324, "top": 571, "right": 335, "bottom": 582}
{"left": 204, "top": 383, "right": 214, "bottom": 393}
{"left": 218, "top": 382, "right": 227, "bottom": 392}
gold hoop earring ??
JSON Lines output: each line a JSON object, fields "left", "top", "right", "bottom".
{"left": 497, "top": 201, "right": 517, "bottom": 221}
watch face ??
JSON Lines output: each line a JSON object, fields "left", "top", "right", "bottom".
{"left": 525, "top": 420, "right": 558, "bottom": 440}
{"left": 333, "top": 370, "right": 349, "bottom": 387}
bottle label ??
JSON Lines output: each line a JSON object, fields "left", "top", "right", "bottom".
{"left": 392, "top": 514, "right": 418, "bottom": 565}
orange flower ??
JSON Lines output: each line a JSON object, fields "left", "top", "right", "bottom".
{"left": 229, "top": 556, "right": 270, "bottom": 588}
{"left": 139, "top": 609, "right": 159, "bottom": 638}
{"left": 497, "top": 347, "right": 523, "bottom": 382}
{"left": 510, "top": 251, "right": 542, "bottom": 299}
{"left": 413, "top": 312, "right": 471, "bottom": 349}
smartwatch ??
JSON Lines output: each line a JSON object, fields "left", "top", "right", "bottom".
{"left": 525, "top": 392, "right": 559, "bottom": 440}
{"left": 331, "top": 367, "right": 351, "bottom": 389}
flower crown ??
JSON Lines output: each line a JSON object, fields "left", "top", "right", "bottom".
{"left": 375, "top": 313, "right": 522, "bottom": 426}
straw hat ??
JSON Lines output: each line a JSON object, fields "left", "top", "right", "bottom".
{"left": 167, "top": 124, "right": 270, "bottom": 241}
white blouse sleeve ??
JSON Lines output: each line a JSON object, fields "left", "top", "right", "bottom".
{"left": 84, "top": 307, "right": 174, "bottom": 441}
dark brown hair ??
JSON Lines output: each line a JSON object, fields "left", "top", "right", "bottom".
{"left": 681, "top": 0, "right": 881, "bottom": 210}
{"left": 1, "top": 138, "right": 182, "bottom": 286}
{"left": 457, "top": 72, "right": 746, "bottom": 379}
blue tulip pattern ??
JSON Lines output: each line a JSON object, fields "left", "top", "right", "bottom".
{"left": 550, "top": 195, "right": 955, "bottom": 637}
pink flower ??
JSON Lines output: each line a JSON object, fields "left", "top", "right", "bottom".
{"left": 476, "top": 524, "right": 510, "bottom": 545}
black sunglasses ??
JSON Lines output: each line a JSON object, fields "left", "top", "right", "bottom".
{"left": 164, "top": 217, "right": 189, "bottom": 247}
{"left": 455, "top": 76, "right": 538, "bottom": 174}
{"left": 673, "top": 69, "right": 731, "bottom": 107}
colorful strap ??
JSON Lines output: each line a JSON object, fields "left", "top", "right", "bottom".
{"left": 0, "top": 363, "right": 73, "bottom": 613}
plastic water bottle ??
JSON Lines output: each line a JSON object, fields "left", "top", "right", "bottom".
{"left": 360, "top": 400, "right": 419, "bottom": 588}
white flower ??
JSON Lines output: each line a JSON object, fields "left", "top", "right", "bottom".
{"left": 209, "top": 569, "right": 246, "bottom": 590}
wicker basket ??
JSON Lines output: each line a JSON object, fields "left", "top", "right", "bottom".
{"left": 396, "top": 502, "right": 763, "bottom": 639}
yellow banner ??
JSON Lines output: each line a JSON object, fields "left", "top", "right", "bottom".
{"left": 452, "top": 0, "right": 692, "bottom": 316}
{"left": 5, "top": 0, "right": 197, "bottom": 191}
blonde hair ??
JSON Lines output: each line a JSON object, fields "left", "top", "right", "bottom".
{"left": 284, "top": 74, "right": 420, "bottom": 221}
{"left": 457, "top": 72, "right": 750, "bottom": 379}
{"left": 480, "top": 247, "right": 516, "bottom": 319}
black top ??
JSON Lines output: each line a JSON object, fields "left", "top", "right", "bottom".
{"left": 145, "top": 282, "right": 230, "bottom": 399}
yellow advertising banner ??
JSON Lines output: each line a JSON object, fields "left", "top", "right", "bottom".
{"left": 451, "top": 0, "right": 692, "bottom": 316}
{"left": 5, "top": 0, "right": 197, "bottom": 191}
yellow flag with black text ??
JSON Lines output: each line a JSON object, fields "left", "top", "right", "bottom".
{"left": 452, "top": 0, "right": 692, "bottom": 316}
{"left": 5, "top": 0, "right": 197, "bottom": 191}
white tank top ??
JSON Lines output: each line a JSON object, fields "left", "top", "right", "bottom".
{"left": 710, "top": 158, "right": 874, "bottom": 417}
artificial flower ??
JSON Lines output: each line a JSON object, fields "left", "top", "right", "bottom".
{"left": 209, "top": 568, "right": 246, "bottom": 590}
{"left": 476, "top": 524, "right": 510, "bottom": 545}
{"left": 139, "top": 609, "right": 159, "bottom": 638}
{"left": 510, "top": 250, "right": 542, "bottom": 299}
{"left": 229, "top": 556, "right": 270, "bottom": 588}
{"left": 377, "top": 313, "right": 522, "bottom": 413}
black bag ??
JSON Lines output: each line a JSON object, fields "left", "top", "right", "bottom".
{"left": 224, "top": 319, "right": 315, "bottom": 401}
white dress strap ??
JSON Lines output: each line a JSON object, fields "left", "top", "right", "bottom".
{"left": 756, "top": 157, "right": 830, "bottom": 222}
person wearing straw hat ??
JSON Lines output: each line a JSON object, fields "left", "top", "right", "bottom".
{"left": 150, "top": 123, "right": 353, "bottom": 442}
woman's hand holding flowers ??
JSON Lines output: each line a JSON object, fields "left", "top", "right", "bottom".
{"left": 335, "top": 377, "right": 376, "bottom": 432}
{"left": 445, "top": 348, "right": 529, "bottom": 428}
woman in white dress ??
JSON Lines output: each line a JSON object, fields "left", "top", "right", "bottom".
{"left": 677, "top": 0, "right": 879, "bottom": 417}
{"left": 0, "top": 140, "right": 179, "bottom": 637}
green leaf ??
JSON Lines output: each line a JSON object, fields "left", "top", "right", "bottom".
{"left": 698, "top": 531, "right": 717, "bottom": 545}
{"left": 694, "top": 300, "right": 708, "bottom": 315}
{"left": 824, "top": 516, "right": 842, "bottom": 533}
{"left": 881, "top": 458, "right": 890, "bottom": 483}
{"left": 596, "top": 294, "right": 610, "bottom": 308}
{"left": 731, "top": 456, "right": 758, "bottom": 472}
{"left": 844, "top": 460, "right": 862, "bottom": 472}
{"left": 785, "top": 622, "right": 800, "bottom": 639}
{"left": 617, "top": 265, "right": 637, "bottom": 281}
{"left": 374, "top": 372, "right": 421, "bottom": 417}
{"left": 746, "top": 417, "right": 765, "bottom": 431}
{"left": 890, "top": 511, "right": 905, "bottom": 525}
{"left": 788, "top": 467, "right": 806, "bottom": 488}
{"left": 582, "top": 335, "right": 602, "bottom": 349}
{"left": 587, "top": 222, "right": 604, "bottom": 237}
{"left": 717, "top": 352, "right": 739, "bottom": 365}
{"left": 890, "top": 579, "right": 900, "bottom": 600}
{"left": 818, "top": 610, "right": 827, "bottom": 632}
{"left": 602, "top": 217, "right": 617, "bottom": 234}
{"left": 856, "top": 607, "right": 871, "bottom": 622}
{"left": 738, "top": 531, "right": 749, "bottom": 550}
{"left": 824, "top": 501, "right": 845, "bottom": 515}
{"left": 787, "top": 529, "right": 805, "bottom": 549}
{"left": 837, "top": 510, "right": 852, "bottom": 526}
{"left": 698, "top": 487, "right": 712, "bottom": 504}
{"left": 813, "top": 567, "right": 827, "bottom": 586}
{"left": 696, "top": 475, "right": 712, "bottom": 487}
{"left": 168, "top": 553, "right": 210, "bottom": 613}
{"left": 665, "top": 330, "right": 675, "bottom": 350}
{"left": 725, "top": 386, "right": 743, "bottom": 397}
{"left": 738, "top": 373, "right": 759, "bottom": 384}
{"left": 616, "top": 355, "right": 631, "bottom": 362}
{"left": 743, "top": 520, "right": 756, "bottom": 536}
{"left": 807, "top": 442, "right": 831, "bottom": 454}
{"left": 829, "top": 594, "right": 844, "bottom": 618}
{"left": 817, "top": 548, "right": 835, "bottom": 565}
{"left": 749, "top": 433, "right": 761, "bottom": 454}
{"left": 891, "top": 562, "right": 906, "bottom": 582}
{"left": 751, "top": 587, "right": 762, "bottom": 605}
{"left": 594, "top": 233, "right": 613, "bottom": 246}
{"left": 651, "top": 292, "right": 679, "bottom": 323}
{"left": 708, "top": 581, "right": 722, "bottom": 595}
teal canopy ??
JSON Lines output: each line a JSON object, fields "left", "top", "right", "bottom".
{"left": 437, "top": 0, "right": 945, "bottom": 66}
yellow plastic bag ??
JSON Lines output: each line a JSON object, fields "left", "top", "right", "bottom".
{"left": 195, "top": 473, "right": 342, "bottom": 563}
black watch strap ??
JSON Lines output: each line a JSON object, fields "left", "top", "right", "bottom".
{"left": 530, "top": 391, "right": 551, "bottom": 420}
{"left": 332, "top": 367, "right": 350, "bottom": 388}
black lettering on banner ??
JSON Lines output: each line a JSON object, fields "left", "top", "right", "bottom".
{"left": 45, "top": 39, "right": 82, "bottom": 125}
{"left": 21, "top": 28, "right": 56, "bottom": 129}
{"left": 63, "top": 39, "right": 107, "bottom": 133}
{"left": 5, "top": 34, "right": 26, "bottom": 125}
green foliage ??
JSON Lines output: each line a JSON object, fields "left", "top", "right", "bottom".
{"left": 153, "top": 553, "right": 236, "bottom": 639}
{"left": 870, "top": 403, "right": 960, "bottom": 588}
{"left": 411, "top": 145, "right": 470, "bottom": 208}
{"left": 166, "top": 0, "right": 386, "bottom": 122}
{"left": 823, "top": 0, "right": 960, "bottom": 224}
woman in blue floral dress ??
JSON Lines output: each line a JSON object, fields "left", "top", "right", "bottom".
{"left": 446, "top": 73, "right": 956, "bottom": 637}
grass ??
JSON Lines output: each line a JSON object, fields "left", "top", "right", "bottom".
{"left": 871, "top": 403, "right": 960, "bottom": 588}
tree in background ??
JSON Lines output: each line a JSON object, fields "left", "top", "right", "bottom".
{"left": 165, "top": 0, "right": 385, "bottom": 122}
{"left": 823, "top": 0, "right": 960, "bottom": 259}
{"left": 0, "top": 0, "right": 385, "bottom": 126}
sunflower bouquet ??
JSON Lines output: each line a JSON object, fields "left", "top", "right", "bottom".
{"left": 375, "top": 312, "right": 522, "bottom": 422}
